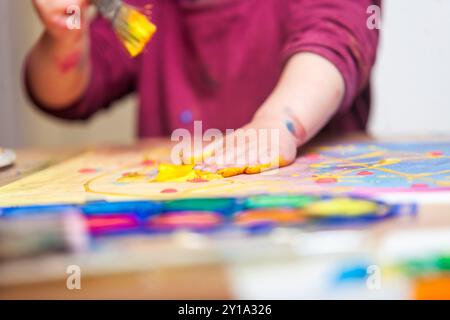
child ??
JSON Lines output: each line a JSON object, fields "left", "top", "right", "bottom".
{"left": 26, "top": 0, "right": 380, "bottom": 176}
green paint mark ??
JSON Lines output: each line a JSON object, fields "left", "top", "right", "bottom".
{"left": 163, "top": 198, "right": 239, "bottom": 213}
{"left": 244, "top": 195, "right": 317, "bottom": 209}
{"left": 402, "top": 255, "right": 450, "bottom": 277}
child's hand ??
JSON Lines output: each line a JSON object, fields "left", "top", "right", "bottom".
{"left": 185, "top": 113, "right": 302, "bottom": 177}
{"left": 28, "top": 0, "right": 93, "bottom": 110}
{"left": 32, "top": 0, "right": 89, "bottom": 42}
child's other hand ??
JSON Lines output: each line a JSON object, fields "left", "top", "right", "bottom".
{"left": 32, "top": 0, "right": 89, "bottom": 41}
{"left": 184, "top": 114, "right": 302, "bottom": 177}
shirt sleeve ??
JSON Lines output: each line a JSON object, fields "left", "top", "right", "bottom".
{"left": 24, "top": 16, "right": 138, "bottom": 121}
{"left": 281, "top": 0, "right": 381, "bottom": 111}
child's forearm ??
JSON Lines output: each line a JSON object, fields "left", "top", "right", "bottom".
{"left": 27, "top": 31, "right": 91, "bottom": 110}
{"left": 253, "top": 52, "right": 345, "bottom": 145}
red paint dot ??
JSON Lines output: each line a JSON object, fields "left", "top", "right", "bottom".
{"left": 141, "top": 159, "right": 157, "bottom": 166}
{"left": 304, "top": 153, "right": 321, "bottom": 160}
{"left": 429, "top": 151, "right": 443, "bottom": 157}
{"left": 357, "top": 171, "right": 374, "bottom": 176}
{"left": 59, "top": 51, "right": 82, "bottom": 73}
{"left": 188, "top": 178, "right": 209, "bottom": 183}
{"left": 78, "top": 168, "right": 98, "bottom": 174}
{"left": 411, "top": 183, "right": 428, "bottom": 189}
{"left": 315, "top": 177, "right": 338, "bottom": 184}
{"left": 161, "top": 188, "right": 178, "bottom": 194}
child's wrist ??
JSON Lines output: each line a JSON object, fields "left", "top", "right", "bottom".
{"left": 40, "top": 31, "right": 89, "bottom": 72}
{"left": 252, "top": 108, "right": 307, "bottom": 147}
{"left": 42, "top": 29, "right": 88, "bottom": 56}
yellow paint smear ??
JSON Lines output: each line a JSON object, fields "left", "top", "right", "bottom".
{"left": 245, "top": 163, "right": 273, "bottom": 174}
{"left": 375, "top": 158, "right": 401, "bottom": 166}
{"left": 306, "top": 198, "right": 378, "bottom": 217}
{"left": 117, "top": 172, "right": 148, "bottom": 183}
{"left": 217, "top": 167, "right": 246, "bottom": 178}
{"left": 154, "top": 164, "right": 222, "bottom": 182}
{"left": 117, "top": 163, "right": 258, "bottom": 183}
{"left": 218, "top": 163, "right": 274, "bottom": 177}
{"left": 218, "top": 158, "right": 290, "bottom": 177}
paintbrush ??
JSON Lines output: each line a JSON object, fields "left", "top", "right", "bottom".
{"left": 91, "top": 0, "right": 157, "bottom": 57}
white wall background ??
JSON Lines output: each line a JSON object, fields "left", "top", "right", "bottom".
{"left": 0, "top": 0, "right": 449, "bottom": 148}
{"left": 0, "top": 1, "right": 21, "bottom": 147}
{"left": 369, "top": 0, "right": 450, "bottom": 135}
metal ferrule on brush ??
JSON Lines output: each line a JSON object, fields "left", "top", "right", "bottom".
{"left": 92, "top": 0, "right": 123, "bottom": 21}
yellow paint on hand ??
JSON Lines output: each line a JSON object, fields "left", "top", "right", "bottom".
{"left": 219, "top": 163, "right": 275, "bottom": 177}
{"left": 245, "top": 163, "right": 272, "bottom": 174}
{"left": 154, "top": 164, "right": 222, "bottom": 182}
{"left": 217, "top": 167, "right": 246, "bottom": 178}
{"left": 218, "top": 157, "right": 290, "bottom": 177}
{"left": 305, "top": 198, "right": 378, "bottom": 217}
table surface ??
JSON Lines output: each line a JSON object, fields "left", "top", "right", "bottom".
{"left": 1, "top": 135, "right": 450, "bottom": 299}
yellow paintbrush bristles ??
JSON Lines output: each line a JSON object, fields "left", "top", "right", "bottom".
{"left": 113, "top": 4, "right": 157, "bottom": 57}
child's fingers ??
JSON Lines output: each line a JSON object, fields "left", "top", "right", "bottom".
{"left": 245, "top": 150, "right": 283, "bottom": 174}
{"left": 232, "top": 127, "right": 273, "bottom": 167}
{"left": 242, "top": 144, "right": 274, "bottom": 174}
{"left": 33, "top": 0, "right": 89, "bottom": 33}
{"left": 203, "top": 139, "right": 224, "bottom": 164}
{"left": 216, "top": 144, "right": 254, "bottom": 177}
{"left": 236, "top": 138, "right": 255, "bottom": 165}
{"left": 202, "top": 138, "right": 224, "bottom": 163}
{"left": 33, "top": 0, "right": 60, "bottom": 29}
{"left": 213, "top": 128, "right": 265, "bottom": 175}
{"left": 217, "top": 167, "right": 246, "bottom": 178}
{"left": 242, "top": 133, "right": 296, "bottom": 175}
{"left": 182, "top": 125, "right": 295, "bottom": 178}
{"left": 180, "top": 135, "right": 223, "bottom": 165}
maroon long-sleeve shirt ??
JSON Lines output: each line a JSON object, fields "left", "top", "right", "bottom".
{"left": 26, "top": 0, "right": 380, "bottom": 137}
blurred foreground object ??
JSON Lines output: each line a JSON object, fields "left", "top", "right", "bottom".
{"left": 0, "top": 149, "right": 16, "bottom": 169}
